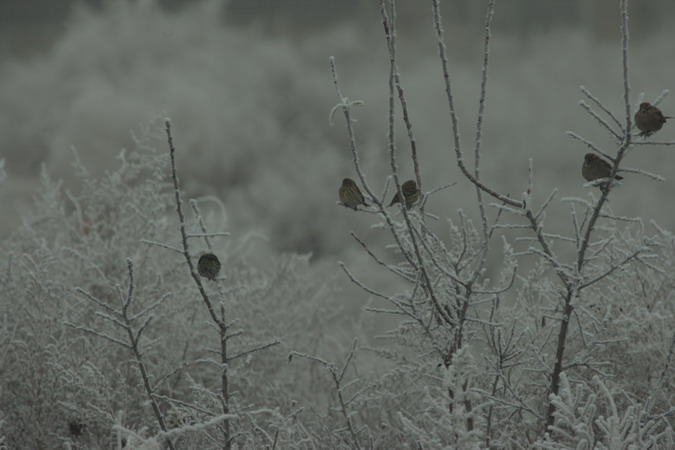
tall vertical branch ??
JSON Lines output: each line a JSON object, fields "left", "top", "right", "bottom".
{"left": 329, "top": 57, "right": 416, "bottom": 269}
{"left": 620, "top": 0, "right": 632, "bottom": 134}
{"left": 165, "top": 120, "right": 223, "bottom": 329}
{"left": 380, "top": 0, "right": 422, "bottom": 192}
{"left": 430, "top": 0, "right": 521, "bottom": 208}
{"left": 329, "top": 57, "right": 456, "bottom": 326}
{"left": 381, "top": 0, "right": 456, "bottom": 328}
{"left": 165, "top": 120, "right": 231, "bottom": 450}
{"left": 219, "top": 305, "right": 231, "bottom": 448}
{"left": 472, "top": 0, "right": 496, "bottom": 250}
{"left": 121, "top": 260, "right": 176, "bottom": 450}
{"left": 545, "top": 0, "right": 633, "bottom": 431}
{"left": 575, "top": 0, "right": 632, "bottom": 271}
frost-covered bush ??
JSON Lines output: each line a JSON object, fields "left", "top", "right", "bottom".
{"left": 314, "top": 0, "right": 674, "bottom": 448}
{"left": 0, "top": 120, "right": 344, "bottom": 449}
{"left": 1, "top": 0, "right": 674, "bottom": 448}
{"left": 536, "top": 374, "right": 675, "bottom": 449}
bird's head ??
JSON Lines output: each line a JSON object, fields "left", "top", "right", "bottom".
{"left": 402, "top": 180, "right": 417, "bottom": 190}
{"left": 639, "top": 102, "right": 651, "bottom": 111}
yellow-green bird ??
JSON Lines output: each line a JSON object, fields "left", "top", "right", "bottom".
{"left": 339, "top": 178, "right": 369, "bottom": 211}
{"left": 635, "top": 102, "right": 671, "bottom": 137}
{"left": 388, "top": 180, "right": 420, "bottom": 209}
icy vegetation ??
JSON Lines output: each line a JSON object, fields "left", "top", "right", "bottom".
{"left": 0, "top": 0, "right": 674, "bottom": 448}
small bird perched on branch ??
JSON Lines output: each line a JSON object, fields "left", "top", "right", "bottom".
{"left": 338, "top": 178, "right": 369, "bottom": 211}
{"left": 634, "top": 102, "right": 671, "bottom": 137}
{"left": 388, "top": 180, "right": 420, "bottom": 210}
{"left": 197, "top": 253, "right": 221, "bottom": 280}
{"left": 582, "top": 153, "right": 623, "bottom": 184}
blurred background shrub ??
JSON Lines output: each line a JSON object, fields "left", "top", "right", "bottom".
{"left": 1, "top": 0, "right": 674, "bottom": 259}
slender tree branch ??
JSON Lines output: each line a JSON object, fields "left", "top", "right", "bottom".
{"left": 430, "top": 0, "right": 522, "bottom": 209}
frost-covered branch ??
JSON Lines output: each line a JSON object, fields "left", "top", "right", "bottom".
{"left": 289, "top": 339, "right": 365, "bottom": 449}
{"left": 381, "top": 0, "right": 454, "bottom": 329}
{"left": 330, "top": 54, "right": 455, "bottom": 328}
{"left": 578, "top": 100, "right": 622, "bottom": 140}
{"left": 380, "top": 0, "right": 421, "bottom": 193}
{"left": 165, "top": 120, "right": 223, "bottom": 329}
{"left": 580, "top": 85, "right": 624, "bottom": 132}
{"left": 69, "top": 259, "right": 176, "bottom": 450}
{"left": 566, "top": 131, "right": 614, "bottom": 161}
{"left": 544, "top": 0, "right": 641, "bottom": 432}
{"left": 471, "top": 0, "right": 496, "bottom": 249}
{"left": 329, "top": 57, "right": 418, "bottom": 270}
{"left": 430, "top": 0, "right": 521, "bottom": 209}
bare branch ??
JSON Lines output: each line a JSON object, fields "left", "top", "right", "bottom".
{"left": 578, "top": 100, "right": 622, "bottom": 140}
{"left": 430, "top": 0, "right": 522, "bottom": 208}
{"left": 580, "top": 85, "right": 624, "bottom": 132}
{"left": 566, "top": 132, "right": 614, "bottom": 161}
{"left": 63, "top": 323, "right": 130, "bottom": 348}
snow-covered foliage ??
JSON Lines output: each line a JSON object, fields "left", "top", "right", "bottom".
{"left": 535, "top": 374, "right": 675, "bottom": 449}
{"left": 0, "top": 121, "right": 344, "bottom": 449}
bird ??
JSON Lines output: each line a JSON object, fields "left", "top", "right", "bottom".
{"left": 197, "top": 253, "right": 221, "bottom": 280}
{"left": 338, "top": 178, "right": 369, "bottom": 211}
{"left": 634, "top": 102, "right": 670, "bottom": 137}
{"left": 388, "top": 179, "right": 420, "bottom": 209}
{"left": 582, "top": 153, "right": 623, "bottom": 183}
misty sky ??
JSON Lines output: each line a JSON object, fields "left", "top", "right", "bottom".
{"left": 1, "top": 0, "right": 674, "bottom": 260}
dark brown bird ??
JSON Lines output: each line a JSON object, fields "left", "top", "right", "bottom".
{"left": 197, "top": 253, "right": 221, "bottom": 280}
{"left": 68, "top": 418, "right": 86, "bottom": 438}
{"left": 635, "top": 102, "right": 670, "bottom": 137}
{"left": 388, "top": 180, "right": 420, "bottom": 209}
{"left": 582, "top": 153, "right": 623, "bottom": 183}
{"left": 338, "top": 178, "right": 369, "bottom": 211}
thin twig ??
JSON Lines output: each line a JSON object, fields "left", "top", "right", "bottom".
{"left": 430, "top": 0, "right": 521, "bottom": 209}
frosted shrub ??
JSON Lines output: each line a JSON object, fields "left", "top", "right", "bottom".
{"left": 536, "top": 374, "right": 675, "bottom": 449}
{"left": 324, "top": 0, "right": 674, "bottom": 447}
{"left": 1, "top": 0, "right": 674, "bottom": 448}
{"left": 0, "top": 120, "right": 340, "bottom": 449}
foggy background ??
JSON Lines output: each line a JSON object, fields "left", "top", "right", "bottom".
{"left": 1, "top": 0, "right": 674, "bottom": 278}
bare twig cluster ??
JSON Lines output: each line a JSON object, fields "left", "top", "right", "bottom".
{"left": 68, "top": 260, "right": 177, "bottom": 450}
